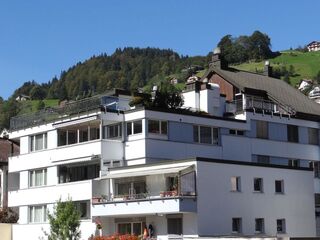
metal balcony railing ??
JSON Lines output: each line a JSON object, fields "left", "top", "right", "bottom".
{"left": 231, "top": 96, "right": 296, "bottom": 116}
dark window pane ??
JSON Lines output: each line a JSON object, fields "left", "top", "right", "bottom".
{"left": 200, "top": 126, "right": 212, "bottom": 144}
{"left": 133, "top": 120, "right": 142, "bottom": 134}
{"left": 148, "top": 120, "right": 160, "bottom": 134}
{"left": 287, "top": 125, "right": 299, "bottom": 143}
{"left": 161, "top": 121, "right": 167, "bottom": 135}
{"left": 68, "top": 130, "right": 77, "bottom": 144}
{"left": 167, "top": 218, "right": 182, "bottom": 235}
{"left": 193, "top": 126, "right": 199, "bottom": 142}
{"left": 127, "top": 122, "right": 132, "bottom": 136}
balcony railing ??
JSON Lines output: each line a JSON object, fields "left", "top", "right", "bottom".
{"left": 231, "top": 96, "right": 296, "bottom": 115}
{"left": 92, "top": 190, "right": 195, "bottom": 204}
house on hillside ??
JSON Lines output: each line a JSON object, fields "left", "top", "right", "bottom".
{"left": 307, "top": 41, "right": 320, "bottom": 52}
{"left": 6, "top": 50, "right": 320, "bottom": 239}
{"left": 298, "top": 79, "right": 313, "bottom": 91}
{"left": 15, "top": 94, "right": 30, "bottom": 101}
{"left": 309, "top": 85, "right": 320, "bottom": 104}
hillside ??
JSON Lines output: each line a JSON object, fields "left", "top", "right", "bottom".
{"left": 232, "top": 50, "right": 320, "bottom": 86}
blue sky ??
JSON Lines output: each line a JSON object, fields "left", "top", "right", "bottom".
{"left": 0, "top": 0, "right": 319, "bottom": 99}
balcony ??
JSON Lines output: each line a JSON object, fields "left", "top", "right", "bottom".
{"left": 91, "top": 192, "right": 196, "bottom": 217}
{"left": 231, "top": 96, "right": 296, "bottom": 115}
{"left": 91, "top": 163, "right": 197, "bottom": 216}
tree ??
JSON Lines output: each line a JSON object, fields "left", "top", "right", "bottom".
{"left": 30, "top": 85, "right": 46, "bottom": 100}
{"left": 314, "top": 70, "right": 320, "bottom": 84}
{"left": 44, "top": 199, "right": 81, "bottom": 240}
{"left": 0, "top": 208, "right": 19, "bottom": 223}
{"left": 36, "top": 100, "right": 45, "bottom": 110}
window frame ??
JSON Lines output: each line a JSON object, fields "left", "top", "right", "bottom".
{"left": 193, "top": 125, "right": 219, "bottom": 145}
{"left": 275, "top": 180, "right": 284, "bottom": 194}
{"left": 256, "top": 121, "right": 268, "bottom": 139}
{"left": 127, "top": 120, "right": 143, "bottom": 136}
{"left": 29, "top": 168, "right": 47, "bottom": 188}
{"left": 28, "top": 205, "right": 47, "bottom": 223}
{"left": 253, "top": 178, "right": 263, "bottom": 193}
{"left": 30, "top": 133, "right": 47, "bottom": 152}
{"left": 255, "top": 218, "right": 264, "bottom": 234}
{"left": 232, "top": 217, "right": 242, "bottom": 233}
{"left": 231, "top": 176, "right": 241, "bottom": 192}
{"left": 276, "top": 219, "right": 286, "bottom": 234}
{"left": 148, "top": 119, "right": 168, "bottom": 135}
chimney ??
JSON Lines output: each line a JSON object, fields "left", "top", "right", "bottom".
{"left": 210, "top": 47, "right": 227, "bottom": 69}
{"left": 264, "top": 61, "right": 272, "bottom": 76}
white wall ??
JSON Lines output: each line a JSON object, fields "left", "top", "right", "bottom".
{"left": 196, "top": 161, "right": 316, "bottom": 237}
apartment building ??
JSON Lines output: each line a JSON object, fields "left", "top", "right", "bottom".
{"left": 7, "top": 51, "right": 320, "bottom": 239}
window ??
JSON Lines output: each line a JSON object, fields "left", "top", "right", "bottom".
{"left": 105, "top": 124, "right": 122, "bottom": 139}
{"left": 58, "top": 130, "right": 67, "bottom": 146}
{"left": 253, "top": 178, "right": 263, "bottom": 192}
{"left": 89, "top": 127, "right": 100, "bottom": 140}
{"left": 231, "top": 176, "right": 241, "bottom": 192}
{"left": 58, "top": 164, "right": 99, "bottom": 183}
{"left": 58, "top": 130, "right": 77, "bottom": 146}
{"left": 287, "top": 125, "right": 299, "bottom": 143}
{"left": 313, "top": 161, "right": 320, "bottom": 178}
{"left": 229, "top": 129, "right": 244, "bottom": 136}
{"left": 29, "top": 169, "right": 47, "bottom": 187}
{"left": 276, "top": 219, "right": 286, "bottom": 233}
{"left": 309, "top": 128, "right": 319, "bottom": 145}
{"left": 255, "top": 218, "right": 264, "bottom": 233}
{"left": 167, "top": 216, "right": 182, "bottom": 235}
{"left": 30, "top": 133, "right": 47, "bottom": 152}
{"left": 275, "top": 180, "right": 284, "bottom": 193}
{"left": 29, "top": 205, "right": 47, "bottom": 223}
{"left": 127, "top": 120, "right": 142, "bottom": 136}
{"left": 117, "top": 222, "right": 144, "bottom": 236}
{"left": 75, "top": 201, "right": 90, "bottom": 219}
{"left": 288, "top": 159, "right": 300, "bottom": 167}
{"left": 148, "top": 119, "right": 168, "bottom": 135}
{"left": 256, "top": 121, "right": 268, "bottom": 139}
{"left": 68, "top": 130, "right": 77, "bottom": 144}
{"left": 180, "top": 171, "right": 196, "bottom": 196}
{"left": 257, "top": 155, "right": 270, "bottom": 164}
{"left": 79, "top": 128, "right": 88, "bottom": 142}
{"left": 193, "top": 125, "right": 219, "bottom": 145}
{"left": 232, "top": 218, "right": 242, "bottom": 233}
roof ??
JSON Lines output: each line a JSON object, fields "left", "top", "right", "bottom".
{"left": 202, "top": 66, "right": 320, "bottom": 117}
{"left": 0, "top": 138, "right": 19, "bottom": 163}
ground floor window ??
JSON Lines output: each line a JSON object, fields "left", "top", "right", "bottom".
{"left": 29, "top": 205, "right": 47, "bottom": 223}
{"left": 117, "top": 221, "right": 145, "bottom": 235}
{"left": 167, "top": 215, "right": 182, "bottom": 235}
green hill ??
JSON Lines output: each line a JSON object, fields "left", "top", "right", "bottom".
{"left": 232, "top": 50, "right": 320, "bottom": 86}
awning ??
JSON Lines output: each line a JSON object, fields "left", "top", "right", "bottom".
{"left": 101, "top": 165, "right": 194, "bottom": 179}
{"left": 53, "top": 115, "right": 99, "bottom": 128}
{"left": 52, "top": 155, "right": 100, "bottom": 166}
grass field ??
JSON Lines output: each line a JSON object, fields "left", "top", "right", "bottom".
{"left": 19, "top": 99, "right": 59, "bottom": 115}
{"left": 232, "top": 50, "right": 320, "bottom": 86}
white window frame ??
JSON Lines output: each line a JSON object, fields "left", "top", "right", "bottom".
{"left": 148, "top": 119, "right": 168, "bottom": 135}
{"left": 231, "top": 176, "right": 241, "bottom": 192}
{"left": 127, "top": 120, "right": 143, "bottom": 136}
{"left": 275, "top": 180, "right": 284, "bottom": 194}
{"left": 30, "top": 133, "right": 47, "bottom": 152}
{"left": 29, "top": 205, "right": 47, "bottom": 223}
{"left": 253, "top": 178, "right": 263, "bottom": 193}
{"left": 29, "top": 169, "right": 47, "bottom": 188}
{"left": 193, "top": 125, "right": 219, "bottom": 145}
{"left": 276, "top": 219, "right": 286, "bottom": 233}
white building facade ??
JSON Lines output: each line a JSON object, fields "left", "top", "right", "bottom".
{"left": 7, "top": 54, "right": 320, "bottom": 239}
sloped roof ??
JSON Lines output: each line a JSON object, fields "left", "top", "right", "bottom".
{"left": 202, "top": 66, "right": 320, "bottom": 117}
